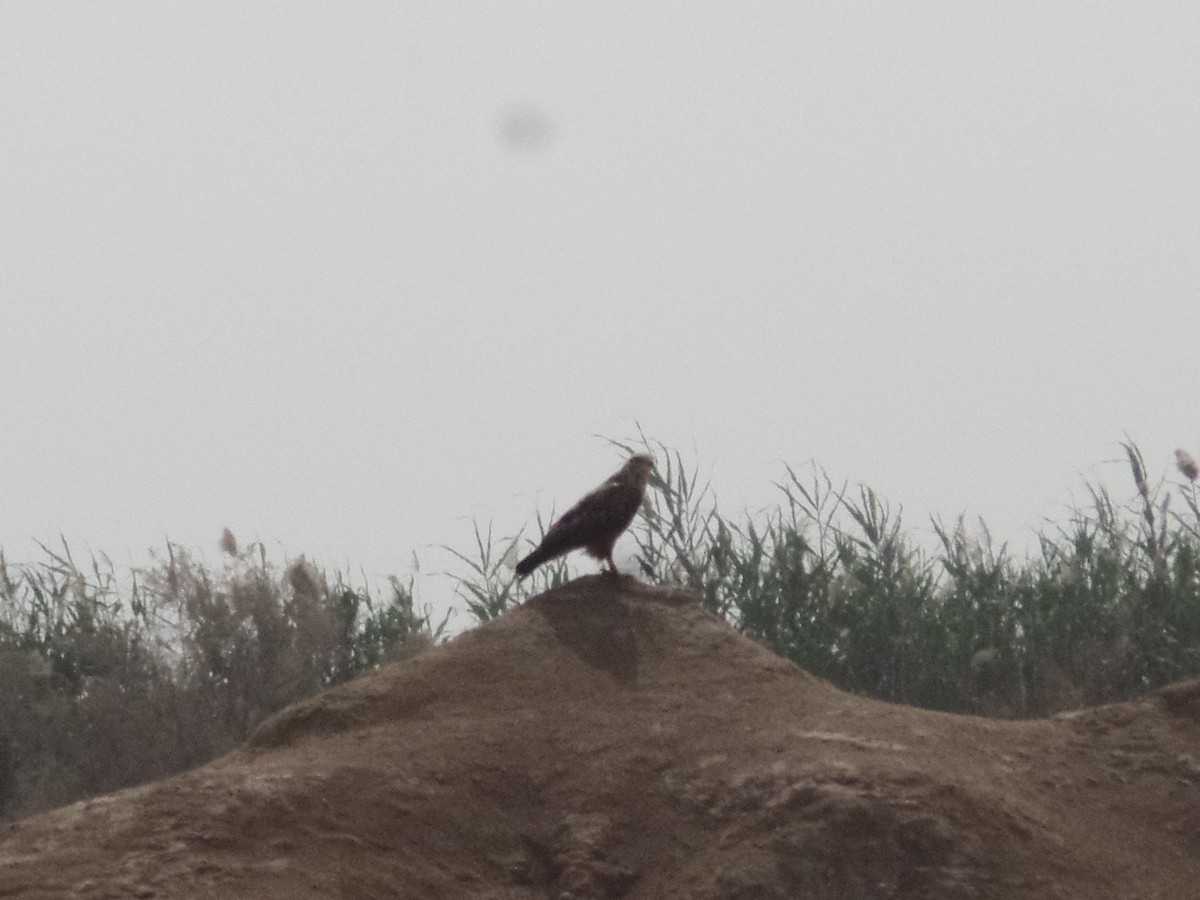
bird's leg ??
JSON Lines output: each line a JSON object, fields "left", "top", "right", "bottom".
{"left": 604, "top": 551, "right": 619, "bottom": 577}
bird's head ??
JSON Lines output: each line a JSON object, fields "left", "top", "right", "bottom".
{"left": 625, "top": 453, "right": 656, "bottom": 484}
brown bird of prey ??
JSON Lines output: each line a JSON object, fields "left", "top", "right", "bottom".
{"left": 516, "top": 454, "right": 655, "bottom": 578}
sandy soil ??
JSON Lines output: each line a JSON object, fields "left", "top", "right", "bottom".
{"left": 1, "top": 575, "right": 1199, "bottom": 899}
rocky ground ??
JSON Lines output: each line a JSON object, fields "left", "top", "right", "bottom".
{"left": 1, "top": 575, "right": 1199, "bottom": 899}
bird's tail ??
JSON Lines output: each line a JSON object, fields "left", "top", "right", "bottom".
{"left": 515, "top": 547, "right": 550, "bottom": 579}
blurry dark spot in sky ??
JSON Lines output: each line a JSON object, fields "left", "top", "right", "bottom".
{"left": 497, "top": 106, "right": 555, "bottom": 153}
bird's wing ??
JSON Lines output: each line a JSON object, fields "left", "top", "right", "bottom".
{"left": 535, "top": 479, "right": 638, "bottom": 558}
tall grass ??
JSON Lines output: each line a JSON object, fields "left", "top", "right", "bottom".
{"left": 0, "top": 534, "right": 440, "bottom": 818}
{"left": 461, "top": 436, "right": 1200, "bottom": 718}
{"left": 441, "top": 511, "right": 578, "bottom": 622}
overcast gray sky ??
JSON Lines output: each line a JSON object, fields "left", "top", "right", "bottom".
{"left": 3, "top": 3, "right": 1198, "bottom": 620}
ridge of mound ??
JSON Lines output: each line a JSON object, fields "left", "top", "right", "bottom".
{"left": 1, "top": 575, "right": 1198, "bottom": 899}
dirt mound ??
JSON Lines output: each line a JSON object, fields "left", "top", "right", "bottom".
{"left": 1, "top": 576, "right": 1199, "bottom": 899}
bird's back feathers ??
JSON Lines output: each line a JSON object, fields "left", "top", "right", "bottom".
{"left": 515, "top": 455, "right": 653, "bottom": 578}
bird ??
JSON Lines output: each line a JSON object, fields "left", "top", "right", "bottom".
{"left": 515, "top": 454, "right": 655, "bottom": 578}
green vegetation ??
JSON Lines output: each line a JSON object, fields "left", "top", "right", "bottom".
{"left": 637, "top": 438, "right": 1200, "bottom": 716}
{"left": 0, "top": 534, "right": 437, "bottom": 818}
{"left": 463, "top": 437, "right": 1200, "bottom": 719}
{"left": 2, "top": 438, "right": 1198, "bottom": 819}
